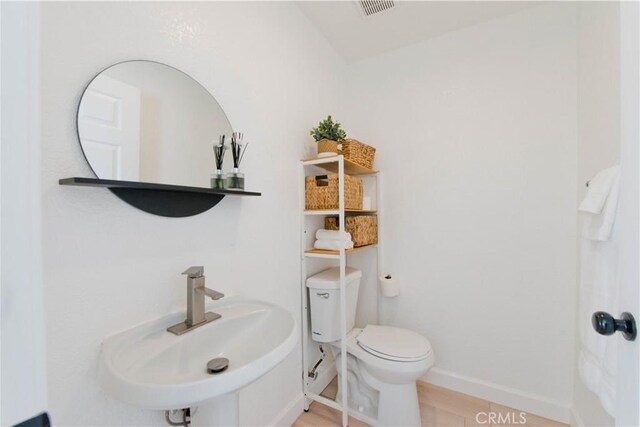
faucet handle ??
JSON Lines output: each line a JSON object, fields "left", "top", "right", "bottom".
{"left": 182, "top": 266, "right": 204, "bottom": 278}
{"left": 204, "top": 288, "right": 224, "bottom": 300}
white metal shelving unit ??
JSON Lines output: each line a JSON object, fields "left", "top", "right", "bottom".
{"left": 300, "top": 155, "right": 381, "bottom": 427}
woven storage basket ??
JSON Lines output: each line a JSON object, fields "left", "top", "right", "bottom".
{"left": 341, "top": 138, "right": 376, "bottom": 169}
{"left": 317, "top": 139, "right": 340, "bottom": 156}
{"left": 325, "top": 215, "right": 378, "bottom": 247}
{"left": 305, "top": 174, "right": 363, "bottom": 210}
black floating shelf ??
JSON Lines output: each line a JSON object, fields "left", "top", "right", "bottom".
{"left": 59, "top": 177, "right": 261, "bottom": 218}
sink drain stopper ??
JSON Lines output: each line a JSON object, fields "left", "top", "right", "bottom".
{"left": 207, "top": 357, "right": 229, "bottom": 374}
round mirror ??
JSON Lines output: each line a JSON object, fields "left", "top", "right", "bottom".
{"left": 77, "top": 60, "right": 232, "bottom": 188}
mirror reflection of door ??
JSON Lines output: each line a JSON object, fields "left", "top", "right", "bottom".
{"left": 77, "top": 61, "right": 233, "bottom": 188}
{"left": 77, "top": 74, "right": 141, "bottom": 180}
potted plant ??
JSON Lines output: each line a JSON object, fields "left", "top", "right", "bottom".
{"left": 310, "top": 115, "right": 347, "bottom": 158}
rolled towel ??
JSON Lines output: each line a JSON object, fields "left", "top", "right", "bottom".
{"left": 315, "top": 229, "right": 352, "bottom": 242}
{"left": 314, "top": 239, "right": 354, "bottom": 251}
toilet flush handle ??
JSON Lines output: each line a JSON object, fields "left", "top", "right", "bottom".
{"left": 316, "top": 292, "right": 330, "bottom": 299}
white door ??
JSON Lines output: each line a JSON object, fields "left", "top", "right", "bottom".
{"left": 614, "top": 2, "right": 639, "bottom": 425}
{"left": 77, "top": 74, "right": 141, "bottom": 180}
{"left": 1, "top": 3, "right": 48, "bottom": 426}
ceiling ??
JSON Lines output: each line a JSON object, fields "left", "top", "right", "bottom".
{"left": 297, "top": 1, "right": 540, "bottom": 62}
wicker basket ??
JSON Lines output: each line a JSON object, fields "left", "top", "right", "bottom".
{"left": 325, "top": 215, "right": 378, "bottom": 247}
{"left": 305, "top": 174, "right": 363, "bottom": 210}
{"left": 317, "top": 139, "right": 340, "bottom": 157}
{"left": 341, "top": 138, "right": 376, "bottom": 169}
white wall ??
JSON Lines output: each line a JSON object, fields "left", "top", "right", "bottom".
{"left": 573, "top": 3, "right": 619, "bottom": 426}
{"left": 39, "top": 2, "right": 345, "bottom": 425}
{"left": 344, "top": 4, "right": 578, "bottom": 422}
{"left": 0, "top": 2, "right": 49, "bottom": 425}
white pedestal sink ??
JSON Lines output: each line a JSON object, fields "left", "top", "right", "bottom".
{"left": 99, "top": 297, "right": 297, "bottom": 426}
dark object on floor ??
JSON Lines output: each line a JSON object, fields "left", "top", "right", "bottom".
{"left": 14, "top": 413, "right": 50, "bottom": 427}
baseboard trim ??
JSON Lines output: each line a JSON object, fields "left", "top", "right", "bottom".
{"left": 274, "top": 367, "right": 573, "bottom": 425}
{"left": 571, "top": 407, "right": 586, "bottom": 427}
{"left": 423, "top": 367, "right": 572, "bottom": 424}
{"left": 269, "top": 393, "right": 305, "bottom": 427}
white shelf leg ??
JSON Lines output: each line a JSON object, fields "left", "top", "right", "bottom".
{"left": 338, "top": 156, "right": 348, "bottom": 427}
{"left": 300, "top": 162, "right": 311, "bottom": 411}
{"left": 376, "top": 171, "right": 383, "bottom": 325}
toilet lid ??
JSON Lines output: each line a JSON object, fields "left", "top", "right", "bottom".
{"left": 357, "top": 325, "right": 432, "bottom": 362}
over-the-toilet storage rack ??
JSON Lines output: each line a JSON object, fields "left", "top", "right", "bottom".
{"left": 299, "top": 155, "right": 381, "bottom": 427}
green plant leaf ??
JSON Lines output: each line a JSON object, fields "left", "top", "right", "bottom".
{"left": 309, "top": 115, "right": 347, "bottom": 142}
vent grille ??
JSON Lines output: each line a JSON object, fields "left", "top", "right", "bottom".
{"left": 358, "top": 0, "right": 395, "bottom": 17}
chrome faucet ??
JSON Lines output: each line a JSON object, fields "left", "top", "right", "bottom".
{"left": 167, "top": 266, "right": 224, "bottom": 335}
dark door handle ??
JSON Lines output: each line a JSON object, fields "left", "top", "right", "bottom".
{"left": 592, "top": 311, "right": 637, "bottom": 341}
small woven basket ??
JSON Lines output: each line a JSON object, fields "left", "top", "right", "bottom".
{"left": 317, "top": 139, "right": 340, "bottom": 157}
{"left": 341, "top": 138, "right": 376, "bottom": 169}
{"left": 325, "top": 215, "right": 378, "bottom": 247}
{"left": 305, "top": 174, "right": 363, "bottom": 210}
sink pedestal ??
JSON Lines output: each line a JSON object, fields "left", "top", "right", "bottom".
{"left": 191, "top": 393, "right": 239, "bottom": 427}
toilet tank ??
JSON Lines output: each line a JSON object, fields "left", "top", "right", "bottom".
{"left": 306, "top": 267, "right": 362, "bottom": 343}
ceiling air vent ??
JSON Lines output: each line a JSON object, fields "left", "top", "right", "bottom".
{"left": 358, "top": 0, "right": 395, "bottom": 17}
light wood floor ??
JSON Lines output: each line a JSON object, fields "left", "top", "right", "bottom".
{"left": 293, "top": 379, "right": 567, "bottom": 427}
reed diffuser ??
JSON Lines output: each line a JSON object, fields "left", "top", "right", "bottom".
{"left": 226, "top": 132, "right": 249, "bottom": 190}
{"left": 211, "top": 135, "right": 227, "bottom": 189}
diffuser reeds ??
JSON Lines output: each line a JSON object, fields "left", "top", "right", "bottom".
{"left": 211, "top": 135, "right": 227, "bottom": 189}
{"left": 228, "top": 132, "right": 248, "bottom": 190}
{"left": 230, "top": 132, "right": 249, "bottom": 170}
{"left": 214, "top": 135, "right": 227, "bottom": 172}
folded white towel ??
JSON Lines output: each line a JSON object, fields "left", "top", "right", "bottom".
{"left": 314, "top": 239, "right": 354, "bottom": 251}
{"left": 579, "top": 166, "right": 620, "bottom": 241}
{"left": 315, "top": 229, "right": 352, "bottom": 242}
{"left": 579, "top": 166, "right": 621, "bottom": 214}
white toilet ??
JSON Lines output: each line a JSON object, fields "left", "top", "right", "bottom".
{"left": 307, "top": 267, "right": 434, "bottom": 426}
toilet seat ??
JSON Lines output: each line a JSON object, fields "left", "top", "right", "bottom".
{"left": 357, "top": 325, "right": 432, "bottom": 362}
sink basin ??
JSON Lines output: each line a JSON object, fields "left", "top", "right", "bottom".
{"left": 99, "top": 297, "right": 297, "bottom": 417}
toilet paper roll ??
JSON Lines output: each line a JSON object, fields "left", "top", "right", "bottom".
{"left": 379, "top": 274, "right": 399, "bottom": 298}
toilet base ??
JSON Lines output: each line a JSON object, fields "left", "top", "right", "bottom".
{"left": 333, "top": 349, "right": 423, "bottom": 426}
{"left": 359, "top": 365, "right": 421, "bottom": 426}
{"left": 334, "top": 352, "right": 379, "bottom": 421}
{"left": 328, "top": 327, "right": 433, "bottom": 427}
